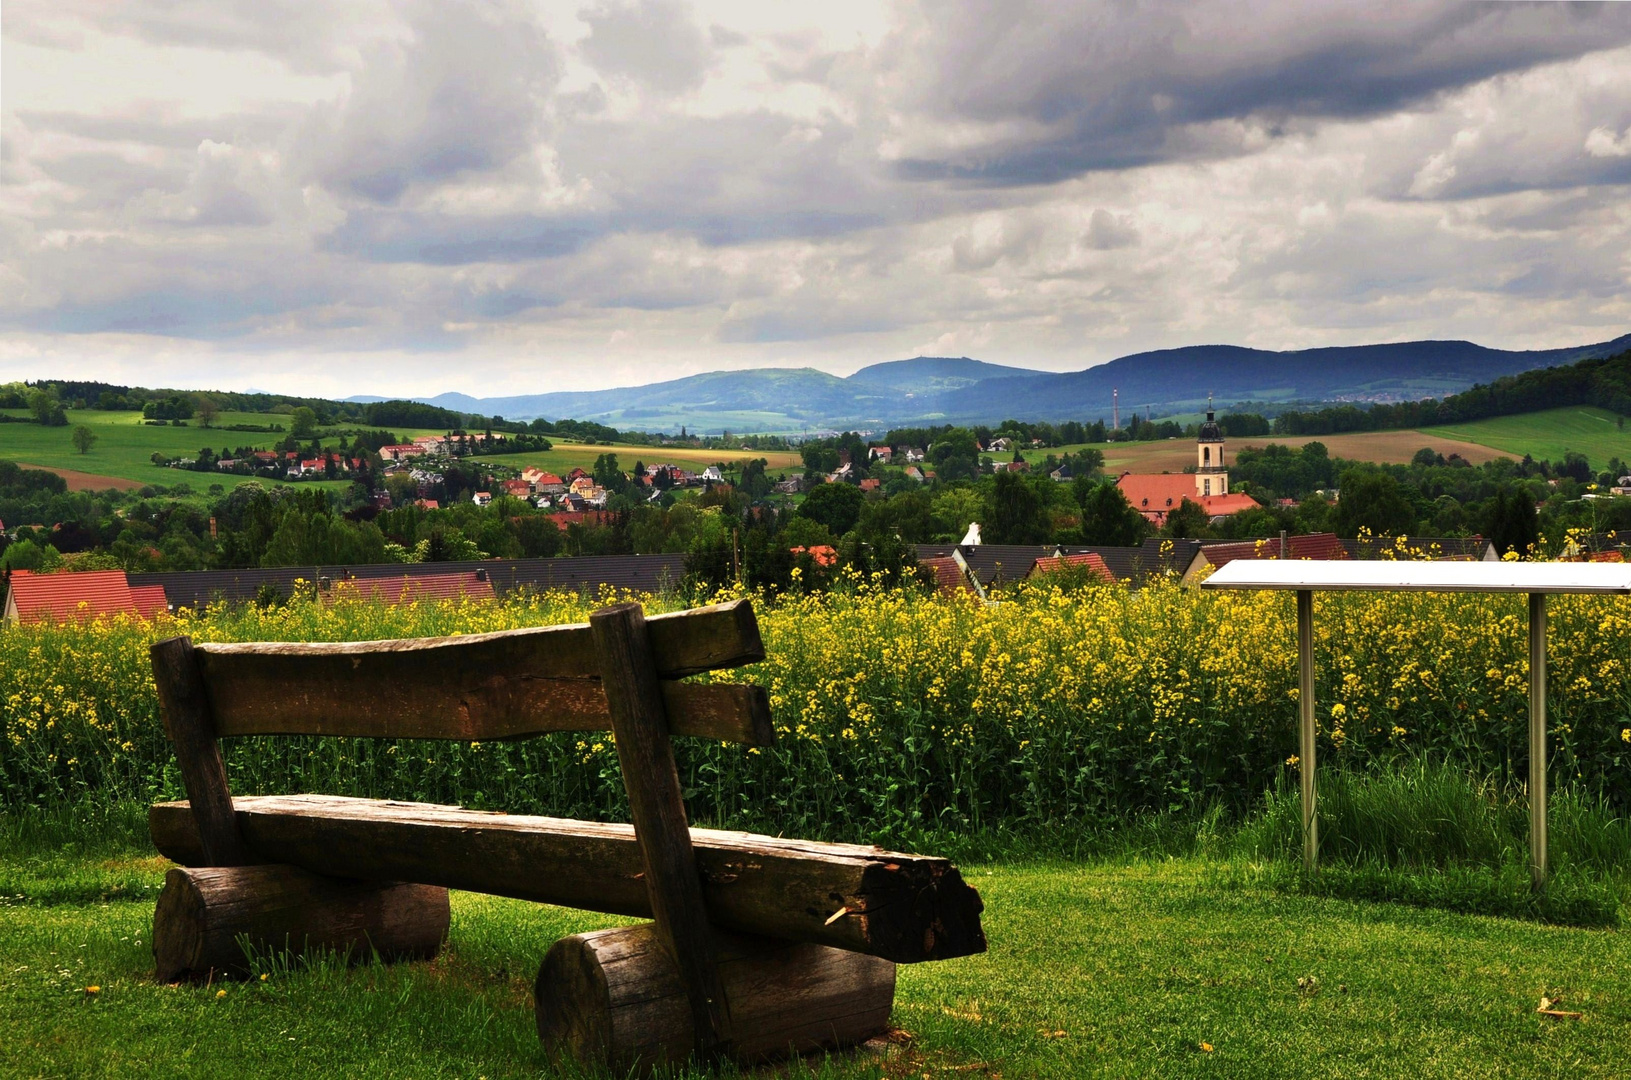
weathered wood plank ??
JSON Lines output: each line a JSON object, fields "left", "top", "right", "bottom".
{"left": 192, "top": 599, "right": 771, "bottom": 744}
{"left": 592, "top": 601, "right": 731, "bottom": 1057}
{"left": 153, "top": 864, "right": 448, "bottom": 982}
{"left": 535, "top": 922, "right": 894, "bottom": 1073}
{"left": 150, "top": 637, "right": 254, "bottom": 867}
{"left": 205, "top": 677, "right": 772, "bottom": 746}
{"left": 148, "top": 795, "right": 988, "bottom": 964}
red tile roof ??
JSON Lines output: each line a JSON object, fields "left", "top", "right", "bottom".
{"left": 919, "top": 555, "right": 976, "bottom": 596}
{"left": 1116, "top": 473, "right": 1196, "bottom": 515}
{"left": 1115, "top": 474, "right": 1258, "bottom": 524}
{"left": 859, "top": 478, "right": 882, "bottom": 491}
{"left": 130, "top": 584, "right": 170, "bottom": 618}
{"left": 1198, "top": 532, "right": 1349, "bottom": 569}
{"left": 1197, "top": 493, "right": 1260, "bottom": 517}
{"left": 3, "top": 569, "right": 162, "bottom": 624}
{"left": 544, "top": 510, "right": 615, "bottom": 528}
{"left": 1029, "top": 552, "right": 1114, "bottom": 582}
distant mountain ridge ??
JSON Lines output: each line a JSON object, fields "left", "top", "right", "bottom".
{"left": 346, "top": 334, "right": 1631, "bottom": 432}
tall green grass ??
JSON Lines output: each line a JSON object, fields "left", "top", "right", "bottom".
{"left": 1233, "top": 759, "right": 1631, "bottom": 924}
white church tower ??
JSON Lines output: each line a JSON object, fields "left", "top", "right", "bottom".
{"left": 1195, "top": 394, "right": 1227, "bottom": 498}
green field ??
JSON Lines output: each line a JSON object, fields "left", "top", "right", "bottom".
{"left": 0, "top": 409, "right": 804, "bottom": 493}
{"left": 1426, "top": 407, "right": 1631, "bottom": 471}
{"left": 5, "top": 828, "right": 1629, "bottom": 1079}
{"left": 0, "top": 410, "right": 348, "bottom": 492}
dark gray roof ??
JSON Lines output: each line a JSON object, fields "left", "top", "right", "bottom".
{"left": 1340, "top": 536, "right": 1494, "bottom": 561}
{"left": 914, "top": 537, "right": 1200, "bottom": 588}
{"left": 135, "top": 554, "right": 691, "bottom": 610}
{"left": 130, "top": 567, "right": 313, "bottom": 609}
{"left": 913, "top": 544, "right": 1060, "bottom": 586}
{"left": 1055, "top": 537, "right": 1203, "bottom": 583}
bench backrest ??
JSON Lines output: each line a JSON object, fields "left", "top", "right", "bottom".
{"left": 168, "top": 598, "right": 772, "bottom": 746}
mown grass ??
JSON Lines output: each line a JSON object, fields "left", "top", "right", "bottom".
{"left": 5, "top": 832, "right": 1631, "bottom": 1078}
{"left": 1426, "top": 405, "right": 1631, "bottom": 469}
{"left": 0, "top": 410, "right": 354, "bottom": 491}
{"left": 6, "top": 764, "right": 1631, "bottom": 1079}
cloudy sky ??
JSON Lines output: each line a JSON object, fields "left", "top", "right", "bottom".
{"left": 4, "top": 1, "right": 1631, "bottom": 399}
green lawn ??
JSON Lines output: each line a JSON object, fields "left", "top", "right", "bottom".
{"left": 5, "top": 838, "right": 1628, "bottom": 1078}
{"left": 1422, "top": 407, "right": 1631, "bottom": 471}
{"left": 0, "top": 410, "right": 804, "bottom": 492}
{"left": 0, "top": 410, "right": 347, "bottom": 492}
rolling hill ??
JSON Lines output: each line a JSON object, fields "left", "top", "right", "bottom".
{"left": 353, "top": 333, "right": 1631, "bottom": 432}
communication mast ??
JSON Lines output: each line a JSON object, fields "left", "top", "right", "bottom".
{"left": 1112, "top": 388, "right": 1119, "bottom": 429}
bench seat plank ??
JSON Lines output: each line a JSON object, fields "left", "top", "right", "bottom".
{"left": 149, "top": 795, "right": 986, "bottom": 964}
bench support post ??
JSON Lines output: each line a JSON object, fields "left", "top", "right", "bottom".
{"left": 151, "top": 636, "right": 254, "bottom": 867}
{"left": 590, "top": 602, "right": 731, "bottom": 1059}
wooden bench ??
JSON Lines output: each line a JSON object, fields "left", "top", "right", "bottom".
{"left": 147, "top": 598, "right": 986, "bottom": 1071}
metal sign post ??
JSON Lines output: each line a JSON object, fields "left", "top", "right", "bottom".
{"left": 1297, "top": 589, "right": 1316, "bottom": 873}
{"left": 1529, "top": 593, "right": 1547, "bottom": 888}
{"left": 1203, "top": 559, "right": 1631, "bottom": 891}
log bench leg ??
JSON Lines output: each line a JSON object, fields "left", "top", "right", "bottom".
{"left": 153, "top": 864, "right": 450, "bottom": 982}
{"left": 536, "top": 923, "right": 896, "bottom": 1073}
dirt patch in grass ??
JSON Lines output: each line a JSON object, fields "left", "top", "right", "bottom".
{"left": 14, "top": 463, "right": 145, "bottom": 491}
{"left": 98, "top": 855, "right": 171, "bottom": 875}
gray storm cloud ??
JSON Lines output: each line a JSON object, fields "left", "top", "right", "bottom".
{"left": 1, "top": 0, "right": 1629, "bottom": 394}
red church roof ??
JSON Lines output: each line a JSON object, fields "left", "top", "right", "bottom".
{"left": 1115, "top": 474, "right": 1258, "bottom": 525}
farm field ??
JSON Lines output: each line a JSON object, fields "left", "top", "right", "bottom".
{"left": 1425, "top": 407, "right": 1631, "bottom": 469}
{"left": 1022, "top": 428, "right": 1508, "bottom": 474}
{"left": 3, "top": 838, "right": 1628, "bottom": 1079}
{"left": 0, "top": 410, "right": 348, "bottom": 493}
{"left": 477, "top": 440, "right": 803, "bottom": 477}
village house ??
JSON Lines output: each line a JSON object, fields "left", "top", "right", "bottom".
{"left": 1028, "top": 551, "right": 1114, "bottom": 583}
{"left": 2, "top": 569, "right": 169, "bottom": 625}
{"left": 471, "top": 491, "right": 492, "bottom": 507}
{"left": 869, "top": 446, "right": 893, "bottom": 463}
{"left": 379, "top": 444, "right": 426, "bottom": 463}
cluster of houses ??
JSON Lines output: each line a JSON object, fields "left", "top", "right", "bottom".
{"left": 463, "top": 462, "right": 730, "bottom": 511}
{"left": 378, "top": 433, "right": 505, "bottom": 462}
{"left": 7, "top": 529, "right": 1629, "bottom": 624}
{"left": 915, "top": 531, "right": 1512, "bottom": 600}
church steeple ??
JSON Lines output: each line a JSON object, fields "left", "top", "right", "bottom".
{"left": 1196, "top": 393, "right": 1227, "bottom": 498}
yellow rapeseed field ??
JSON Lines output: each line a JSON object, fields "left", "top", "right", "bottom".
{"left": 4, "top": 574, "right": 1630, "bottom": 836}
